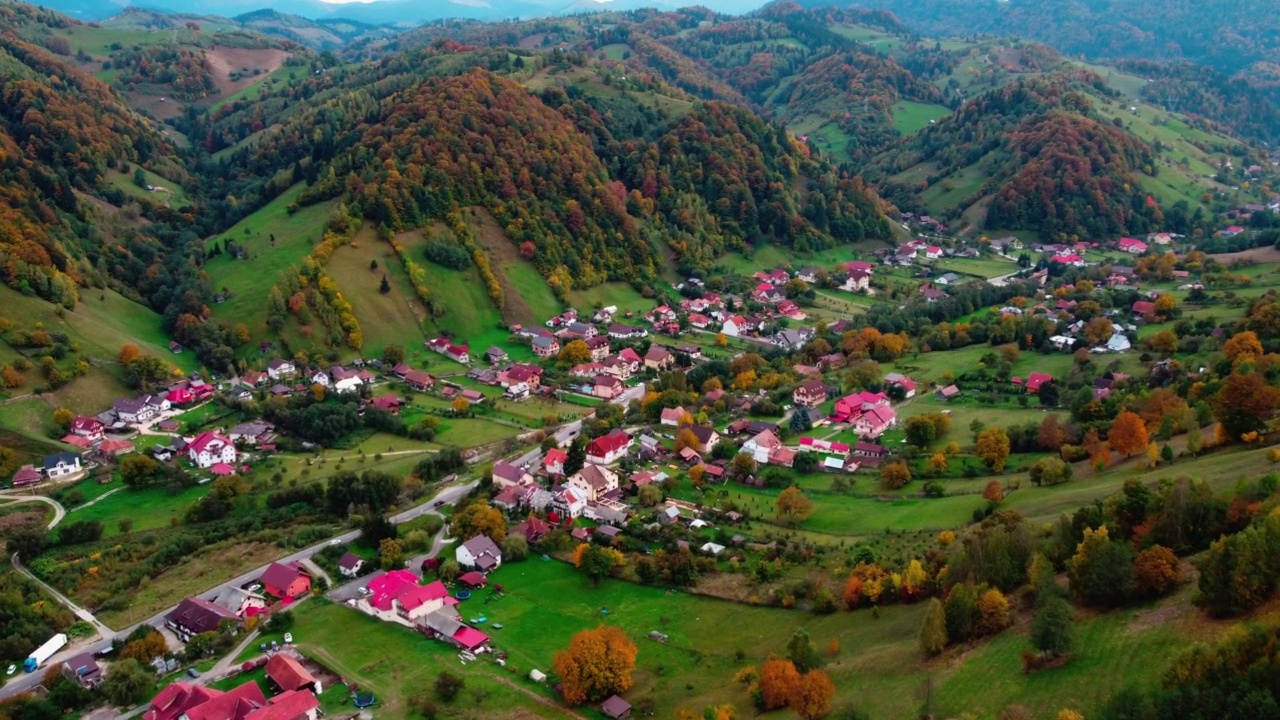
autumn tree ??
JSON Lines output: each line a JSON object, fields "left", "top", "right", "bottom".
{"left": 1223, "top": 330, "right": 1263, "bottom": 365}
{"left": 976, "top": 588, "right": 1010, "bottom": 635}
{"left": 52, "top": 407, "right": 74, "bottom": 434}
{"left": 880, "top": 461, "right": 912, "bottom": 489}
{"left": 731, "top": 452, "right": 757, "bottom": 479}
{"left": 451, "top": 397, "right": 471, "bottom": 414}
{"left": 379, "top": 537, "right": 404, "bottom": 569}
{"left": 758, "top": 657, "right": 802, "bottom": 710}
{"left": 1107, "top": 411, "right": 1149, "bottom": 457}
{"left": 557, "top": 339, "right": 591, "bottom": 367}
{"left": 1132, "top": 545, "right": 1181, "bottom": 598}
{"left": 119, "top": 343, "right": 141, "bottom": 365}
{"left": 1214, "top": 372, "right": 1280, "bottom": 439}
{"left": 450, "top": 500, "right": 506, "bottom": 542}
{"left": 1082, "top": 316, "right": 1114, "bottom": 345}
{"left": 674, "top": 428, "right": 701, "bottom": 454}
{"left": 553, "top": 625, "right": 638, "bottom": 705}
{"left": 928, "top": 452, "right": 949, "bottom": 475}
{"left": 983, "top": 480, "right": 1005, "bottom": 504}
{"left": 1145, "top": 329, "right": 1177, "bottom": 354}
{"left": 919, "top": 598, "right": 948, "bottom": 655}
{"left": 789, "top": 669, "right": 835, "bottom": 720}
{"left": 976, "top": 427, "right": 1011, "bottom": 472}
{"left": 1037, "top": 414, "right": 1066, "bottom": 451}
{"left": 775, "top": 486, "right": 815, "bottom": 525}
{"left": 573, "top": 544, "right": 625, "bottom": 586}
{"left": 688, "top": 464, "right": 707, "bottom": 489}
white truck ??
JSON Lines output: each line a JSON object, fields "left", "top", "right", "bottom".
{"left": 24, "top": 633, "right": 67, "bottom": 672}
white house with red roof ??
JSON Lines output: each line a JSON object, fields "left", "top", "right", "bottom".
{"left": 925, "top": 245, "right": 943, "bottom": 259}
{"left": 1051, "top": 253, "right": 1085, "bottom": 267}
{"left": 854, "top": 405, "right": 896, "bottom": 439}
{"left": 543, "top": 447, "right": 567, "bottom": 476}
{"left": 70, "top": 416, "right": 104, "bottom": 441}
{"left": 777, "top": 299, "right": 807, "bottom": 320}
{"left": 793, "top": 379, "right": 827, "bottom": 407}
{"left": 884, "top": 372, "right": 917, "bottom": 398}
{"left": 721, "top": 315, "right": 748, "bottom": 337}
{"left": 359, "top": 569, "right": 453, "bottom": 625}
{"left": 742, "top": 429, "right": 783, "bottom": 465}
{"left": 752, "top": 283, "right": 784, "bottom": 304}
{"left": 587, "top": 430, "right": 632, "bottom": 465}
{"left": 1118, "top": 237, "right": 1148, "bottom": 254}
{"left": 187, "top": 431, "right": 236, "bottom": 469}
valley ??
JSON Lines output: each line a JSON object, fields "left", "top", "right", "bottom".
{"left": 2, "top": 1, "right": 1280, "bottom": 720}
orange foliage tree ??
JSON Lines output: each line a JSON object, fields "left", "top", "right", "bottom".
{"left": 1107, "top": 411, "right": 1149, "bottom": 457}
{"left": 552, "top": 625, "right": 638, "bottom": 706}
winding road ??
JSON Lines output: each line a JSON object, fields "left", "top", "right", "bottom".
{"left": 0, "top": 494, "right": 65, "bottom": 530}
{"left": 0, "top": 479, "right": 479, "bottom": 700}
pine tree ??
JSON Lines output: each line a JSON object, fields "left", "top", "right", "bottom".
{"left": 565, "top": 436, "right": 587, "bottom": 476}
{"left": 919, "top": 598, "right": 948, "bottom": 656}
{"left": 1031, "top": 596, "right": 1075, "bottom": 658}
{"left": 379, "top": 275, "right": 391, "bottom": 294}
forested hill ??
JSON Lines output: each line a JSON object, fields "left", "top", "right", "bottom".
{"left": 206, "top": 44, "right": 893, "bottom": 285}
{"left": 865, "top": 74, "right": 1165, "bottom": 238}
{"left": 0, "top": 22, "right": 168, "bottom": 308}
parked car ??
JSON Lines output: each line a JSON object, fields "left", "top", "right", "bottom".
{"left": 186, "top": 668, "right": 201, "bottom": 679}
{"left": 5, "top": 664, "right": 15, "bottom": 675}
{"left": 284, "top": 633, "right": 293, "bottom": 644}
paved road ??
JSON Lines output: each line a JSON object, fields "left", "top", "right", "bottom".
{"left": 0, "top": 480, "right": 478, "bottom": 700}
{"left": 0, "top": 495, "right": 66, "bottom": 530}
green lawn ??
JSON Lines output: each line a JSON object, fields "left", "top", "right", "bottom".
{"left": 69, "top": 482, "right": 211, "bottom": 537}
{"left": 275, "top": 553, "right": 1231, "bottom": 719}
{"left": 568, "top": 282, "right": 651, "bottom": 317}
{"left": 106, "top": 167, "right": 191, "bottom": 207}
{"left": 930, "top": 257, "right": 1019, "bottom": 279}
{"left": 211, "top": 64, "right": 300, "bottom": 110}
{"left": 891, "top": 100, "right": 951, "bottom": 136}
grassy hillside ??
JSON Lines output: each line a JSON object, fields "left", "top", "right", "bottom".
{"left": 465, "top": 207, "right": 562, "bottom": 326}
{"left": 202, "top": 183, "right": 337, "bottom": 348}
{"left": 325, "top": 225, "right": 429, "bottom": 358}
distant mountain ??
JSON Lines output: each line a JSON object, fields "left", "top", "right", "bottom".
{"left": 778, "top": 0, "right": 1280, "bottom": 76}
{"left": 30, "top": 0, "right": 768, "bottom": 24}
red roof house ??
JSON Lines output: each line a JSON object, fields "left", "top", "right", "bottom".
{"left": 543, "top": 447, "right": 567, "bottom": 476}
{"left": 144, "top": 681, "right": 265, "bottom": 720}
{"left": 1025, "top": 372, "right": 1053, "bottom": 394}
{"left": 587, "top": 429, "right": 632, "bottom": 465}
{"left": 264, "top": 654, "right": 319, "bottom": 693}
{"left": 244, "top": 690, "right": 319, "bottom": 720}
{"left": 261, "top": 562, "right": 310, "bottom": 600}
{"left": 1132, "top": 300, "right": 1157, "bottom": 316}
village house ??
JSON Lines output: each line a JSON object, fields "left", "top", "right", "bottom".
{"left": 833, "top": 390, "right": 889, "bottom": 422}
{"left": 400, "top": 369, "right": 434, "bottom": 392}
{"left": 922, "top": 287, "right": 949, "bottom": 303}
{"left": 1132, "top": 300, "right": 1157, "bottom": 317}
{"left": 742, "top": 429, "right": 783, "bottom": 465}
{"left": 884, "top": 373, "right": 917, "bottom": 399}
{"left": 841, "top": 268, "right": 872, "bottom": 293}
{"left": 551, "top": 485, "right": 589, "bottom": 519}
{"left": 1023, "top": 372, "right": 1054, "bottom": 394}
{"left": 166, "top": 597, "right": 239, "bottom": 642}
{"left": 504, "top": 382, "right": 531, "bottom": 401}
{"left": 265, "top": 654, "right": 321, "bottom": 694}
{"left": 593, "top": 375, "right": 626, "bottom": 400}
{"left": 360, "top": 569, "right": 451, "bottom": 625}
{"left": 608, "top": 324, "right": 648, "bottom": 340}
{"left": 485, "top": 346, "right": 509, "bottom": 366}
{"left": 792, "top": 379, "right": 827, "bottom": 407}
{"left": 500, "top": 363, "right": 543, "bottom": 389}
{"left": 660, "top": 406, "right": 687, "bottom": 427}
{"left": 43, "top": 452, "right": 81, "bottom": 480}
{"left": 936, "top": 384, "right": 960, "bottom": 401}
{"left": 266, "top": 359, "right": 297, "bottom": 380}
{"left": 567, "top": 464, "right": 620, "bottom": 502}
{"left": 188, "top": 432, "right": 236, "bottom": 469}
{"left": 681, "top": 424, "right": 720, "bottom": 455}
{"left": 853, "top": 405, "right": 896, "bottom": 439}
{"left": 113, "top": 398, "right": 155, "bottom": 424}
{"left": 456, "top": 535, "right": 503, "bottom": 572}
{"left": 644, "top": 346, "right": 675, "bottom": 371}
{"left": 208, "top": 586, "right": 267, "bottom": 617}
{"left": 777, "top": 299, "right": 807, "bottom": 320}
{"left": 532, "top": 335, "right": 560, "bottom": 358}
{"left": 370, "top": 395, "right": 403, "bottom": 414}
{"left": 543, "top": 447, "right": 567, "bottom": 476}
{"left": 1118, "top": 237, "right": 1148, "bottom": 254}
{"left": 491, "top": 461, "right": 533, "bottom": 489}
{"left": 11, "top": 465, "right": 41, "bottom": 487}
{"left": 261, "top": 561, "right": 310, "bottom": 600}
{"left": 61, "top": 653, "right": 103, "bottom": 689}
{"left": 587, "top": 429, "right": 632, "bottom": 465}
{"left": 585, "top": 336, "right": 611, "bottom": 361}
{"left": 69, "top": 416, "right": 104, "bottom": 441}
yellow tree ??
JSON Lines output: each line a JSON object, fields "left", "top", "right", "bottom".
{"left": 557, "top": 339, "right": 591, "bottom": 367}
{"left": 451, "top": 500, "right": 506, "bottom": 542}
{"left": 553, "top": 625, "right": 638, "bottom": 706}
{"left": 976, "top": 427, "right": 1011, "bottom": 472}
{"left": 1223, "top": 330, "right": 1263, "bottom": 364}
{"left": 775, "top": 487, "right": 815, "bottom": 525}
{"left": 758, "top": 658, "right": 801, "bottom": 710}
{"left": 52, "top": 407, "right": 74, "bottom": 433}
{"left": 928, "top": 452, "right": 948, "bottom": 475}
{"left": 674, "top": 428, "right": 701, "bottom": 454}
{"left": 983, "top": 480, "right": 1005, "bottom": 504}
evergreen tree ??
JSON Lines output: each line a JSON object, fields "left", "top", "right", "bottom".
{"left": 565, "top": 436, "right": 587, "bottom": 476}
{"left": 379, "top": 275, "right": 391, "bottom": 294}
{"left": 1031, "top": 596, "right": 1075, "bottom": 658}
